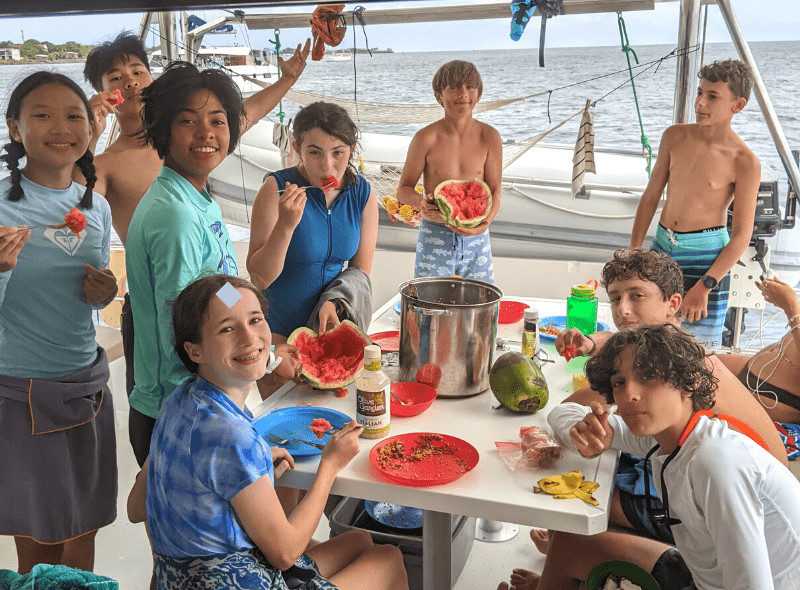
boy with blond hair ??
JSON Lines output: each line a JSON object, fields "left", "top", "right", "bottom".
{"left": 630, "top": 59, "right": 760, "bottom": 348}
{"left": 397, "top": 60, "right": 502, "bottom": 283}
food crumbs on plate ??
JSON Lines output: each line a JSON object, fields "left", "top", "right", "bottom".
{"left": 334, "top": 387, "right": 349, "bottom": 398}
{"left": 541, "top": 326, "right": 561, "bottom": 336}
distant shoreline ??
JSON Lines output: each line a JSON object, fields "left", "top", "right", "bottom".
{"left": 0, "top": 58, "right": 85, "bottom": 65}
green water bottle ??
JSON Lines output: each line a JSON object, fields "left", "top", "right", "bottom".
{"left": 567, "top": 281, "right": 598, "bottom": 336}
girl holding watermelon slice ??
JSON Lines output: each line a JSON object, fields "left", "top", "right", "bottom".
{"left": 0, "top": 72, "right": 118, "bottom": 574}
{"left": 132, "top": 274, "right": 408, "bottom": 590}
{"left": 247, "top": 102, "right": 378, "bottom": 398}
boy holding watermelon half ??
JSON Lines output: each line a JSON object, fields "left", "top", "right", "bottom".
{"left": 397, "top": 60, "right": 502, "bottom": 283}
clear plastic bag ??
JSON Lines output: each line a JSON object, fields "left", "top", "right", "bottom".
{"left": 495, "top": 426, "right": 563, "bottom": 471}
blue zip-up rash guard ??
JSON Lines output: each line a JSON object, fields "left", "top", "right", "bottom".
{"left": 264, "top": 167, "right": 370, "bottom": 336}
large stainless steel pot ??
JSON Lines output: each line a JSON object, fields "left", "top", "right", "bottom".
{"left": 398, "top": 277, "right": 503, "bottom": 398}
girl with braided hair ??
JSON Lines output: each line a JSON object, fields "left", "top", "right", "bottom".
{"left": 0, "top": 71, "right": 119, "bottom": 573}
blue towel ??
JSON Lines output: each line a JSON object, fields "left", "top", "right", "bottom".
{"left": 0, "top": 565, "right": 118, "bottom": 590}
{"left": 510, "top": 0, "right": 537, "bottom": 41}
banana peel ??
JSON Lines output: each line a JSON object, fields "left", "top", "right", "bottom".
{"left": 534, "top": 470, "right": 600, "bottom": 506}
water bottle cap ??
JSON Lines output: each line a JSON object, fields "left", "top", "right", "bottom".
{"left": 571, "top": 283, "right": 597, "bottom": 296}
{"left": 524, "top": 308, "right": 539, "bottom": 321}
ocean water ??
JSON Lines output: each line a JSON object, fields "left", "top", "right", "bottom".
{"left": 1, "top": 42, "right": 798, "bottom": 345}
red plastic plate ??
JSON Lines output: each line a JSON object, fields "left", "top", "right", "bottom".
{"left": 369, "top": 330, "right": 400, "bottom": 353}
{"left": 369, "top": 432, "right": 479, "bottom": 487}
{"left": 498, "top": 301, "right": 530, "bottom": 324}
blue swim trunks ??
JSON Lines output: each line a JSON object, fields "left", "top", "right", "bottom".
{"left": 414, "top": 219, "right": 494, "bottom": 283}
{"left": 652, "top": 223, "right": 730, "bottom": 349}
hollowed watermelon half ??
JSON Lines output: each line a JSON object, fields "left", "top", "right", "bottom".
{"left": 433, "top": 178, "right": 492, "bottom": 228}
{"left": 287, "top": 320, "right": 371, "bottom": 388}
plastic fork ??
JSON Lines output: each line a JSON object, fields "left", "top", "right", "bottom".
{"left": 265, "top": 432, "right": 325, "bottom": 450}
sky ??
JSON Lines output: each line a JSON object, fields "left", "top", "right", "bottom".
{"left": 0, "top": 0, "right": 797, "bottom": 52}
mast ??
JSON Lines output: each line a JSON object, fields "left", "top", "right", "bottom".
{"left": 716, "top": 0, "right": 800, "bottom": 197}
{"left": 158, "top": 11, "right": 180, "bottom": 63}
{"left": 672, "top": 0, "right": 701, "bottom": 124}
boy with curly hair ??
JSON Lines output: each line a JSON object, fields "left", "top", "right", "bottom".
{"left": 497, "top": 325, "right": 800, "bottom": 590}
{"left": 630, "top": 59, "right": 760, "bottom": 349}
{"left": 397, "top": 60, "right": 502, "bottom": 283}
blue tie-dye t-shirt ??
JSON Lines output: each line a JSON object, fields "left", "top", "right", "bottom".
{"left": 147, "top": 376, "right": 273, "bottom": 558}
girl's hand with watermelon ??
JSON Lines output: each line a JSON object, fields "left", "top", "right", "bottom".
{"left": 276, "top": 182, "right": 308, "bottom": 231}
{"left": 318, "top": 300, "right": 342, "bottom": 336}
{"left": 320, "top": 421, "right": 364, "bottom": 472}
{"left": 272, "top": 343, "right": 302, "bottom": 384}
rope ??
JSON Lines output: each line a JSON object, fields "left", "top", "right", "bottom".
{"left": 268, "top": 29, "right": 285, "bottom": 123}
{"left": 617, "top": 12, "right": 652, "bottom": 175}
{"left": 508, "top": 184, "right": 652, "bottom": 219}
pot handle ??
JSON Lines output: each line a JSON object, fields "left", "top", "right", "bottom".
{"left": 411, "top": 305, "right": 453, "bottom": 316}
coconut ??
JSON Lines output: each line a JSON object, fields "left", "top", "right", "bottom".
{"left": 489, "top": 352, "right": 549, "bottom": 413}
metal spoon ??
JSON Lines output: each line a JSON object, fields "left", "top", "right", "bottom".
{"left": 389, "top": 390, "right": 410, "bottom": 405}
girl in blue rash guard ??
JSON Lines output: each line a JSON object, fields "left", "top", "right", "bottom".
{"left": 0, "top": 71, "right": 118, "bottom": 574}
{"left": 246, "top": 102, "right": 378, "bottom": 341}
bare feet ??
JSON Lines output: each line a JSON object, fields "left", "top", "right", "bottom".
{"left": 499, "top": 569, "right": 540, "bottom": 590}
{"left": 530, "top": 528, "right": 550, "bottom": 555}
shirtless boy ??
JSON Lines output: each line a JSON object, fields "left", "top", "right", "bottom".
{"left": 630, "top": 59, "right": 760, "bottom": 349}
{"left": 502, "top": 249, "right": 788, "bottom": 590}
{"left": 81, "top": 32, "right": 310, "bottom": 245}
{"left": 397, "top": 60, "right": 502, "bottom": 283}
{"left": 78, "top": 33, "right": 309, "bottom": 396}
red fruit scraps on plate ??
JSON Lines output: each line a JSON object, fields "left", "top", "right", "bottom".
{"left": 107, "top": 89, "right": 124, "bottom": 106}
{"left": 309, "top": 418, "right": 332, "bottom": 439}
{"left": 562, "top": 344, "right": 577, "bottom": 362}
{"left": 334, "top": 387, "right": 349, "bottom": 398}
{"left": 63, "top": 207, "right": 87, "bottom": 235}
{"left": 321, "top": 176, "right": 339, "bottom": 192}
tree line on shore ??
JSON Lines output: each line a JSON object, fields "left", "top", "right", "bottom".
{"left": 0, "top": 39, "right": 95, "bottom": 61}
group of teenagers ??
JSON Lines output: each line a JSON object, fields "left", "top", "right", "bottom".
{"left": 0, "top": 25, "right": 798, "bottom": 590}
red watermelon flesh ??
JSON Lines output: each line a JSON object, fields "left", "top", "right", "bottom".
{"left": 287, "top": 320, "right": 370, "bottom": 388}
{"left": 309, "top": 418, "right": 332, "bottom": 438}
{"left": 434, "top": 178, "right": 492, "bottom": 228}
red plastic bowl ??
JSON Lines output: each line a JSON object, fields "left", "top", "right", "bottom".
{"left": 498, "top": 300, "right": 529, "bottom": 324}
{"left": 390, "top": 382, "right": 437, "bottom": 417}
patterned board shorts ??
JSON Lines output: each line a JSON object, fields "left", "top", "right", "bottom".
{"left": 414, "top": 219, "right": 494, "bottom": 283}
{"left": 652, "top": 224, "right": 730, "bottom": 349}
{"left": 154, "top": 548, "right": 339, "bottom": 590}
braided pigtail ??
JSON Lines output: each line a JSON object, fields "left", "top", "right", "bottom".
{"left": 1, "top": 140, "right": 26, "bottom": 202}
{"left": 75, "top": 150, "right": 95, "bottom": 209}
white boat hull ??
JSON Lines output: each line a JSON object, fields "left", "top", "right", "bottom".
{"left": 208, "top": 120, "right": 800, "bottom": 284}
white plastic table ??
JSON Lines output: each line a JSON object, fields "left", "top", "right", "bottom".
{"left": 252, "top": 295, "right": 617, "bottom": 590}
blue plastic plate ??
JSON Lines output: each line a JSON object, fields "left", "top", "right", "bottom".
{"left": 254, "top": 406, "right": 352, "bottom": 457}
{"left": 393, "top": 300, "right": 402, "bottom": 315}
{"left": 364, "top": 500, "right": 423, "bottom": 529}
{"left": 539, "top": 315, "right": 610, "bottom": 343}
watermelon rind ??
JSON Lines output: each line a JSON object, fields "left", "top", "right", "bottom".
{"left": 287, "top": 319, "right": 371, "bottom": 388}
{"left": 433, "top": 178, "right": 492, "bottom": 228}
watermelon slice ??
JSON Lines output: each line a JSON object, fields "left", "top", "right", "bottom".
{"left": 433, "top": 178, "right": 492, "bottom": 228}
{"left": 107, "top": 89, "right": 124, "bottom": 106}
{"left": 321, "top": 176, "right": 339, "bottom": 192}
{"left": 62, "top": 208, "right": 87, "bottom": 235}
{"left": 287, "top": 320, "right": 371, "bottom": 388}
{"left": 309, "top": 418, "right": 332, "bottom": 439}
